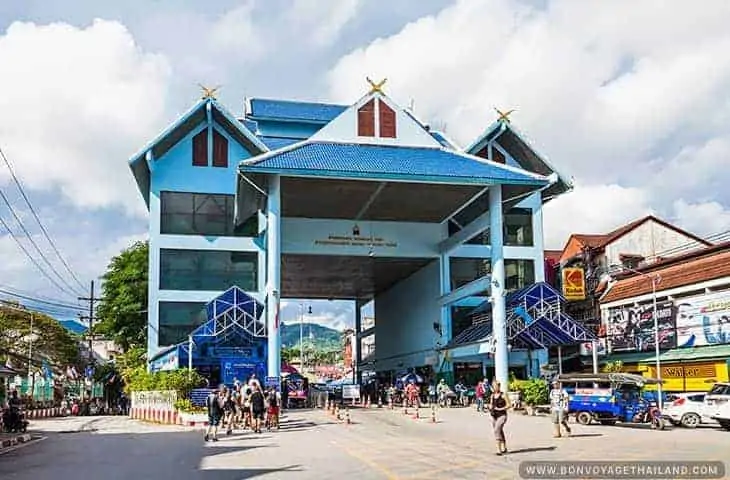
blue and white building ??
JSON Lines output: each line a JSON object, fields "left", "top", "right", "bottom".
{"left": 129, "top": 81, "right": 593, "bottom": 388}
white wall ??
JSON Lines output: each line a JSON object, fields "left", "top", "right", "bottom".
{"left": 604, "top": 219, "right": 705, "bottom": 266}
{"left": 373, "top": 260, "right": 441, "bottom": 371}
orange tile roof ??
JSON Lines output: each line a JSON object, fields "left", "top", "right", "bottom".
{"left": 601, "top": 246, "right": 730, "bottom": 303}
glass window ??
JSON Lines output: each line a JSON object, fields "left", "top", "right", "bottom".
{"left": 505, "top": 259, "right": 535, "bottom": 291}
{"left": 158, "top": 301, "right": 207, "bottom": 346}
{"left": 467, "top": 208, "right": 533, "bottom": 246}
{"left": 160, "top": 249, "right": 258, "bottom": 291}
{"left": 451, "top": 306, "right": 476, "bottom": 339}
{"left": 160, "top": 192, "right": 257, "bottom": 237}
{"left": 449, "top": 258, "right": 535, "bottom": 292}
{"left": 449, "top": 258, "right": 490, "bottom": 290}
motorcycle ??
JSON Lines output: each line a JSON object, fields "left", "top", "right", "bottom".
{"left": 2, "top": 407, "right": 29, "bottom": 433}
{"left": 633, "top": 401, "right": 665, "bottom": 430}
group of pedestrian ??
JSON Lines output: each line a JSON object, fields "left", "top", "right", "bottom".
{"left": 204, "top": 374, "right": 281, "bottom": 442}
{"left": 485, "top": 379, "right": 571, "bottom": 456}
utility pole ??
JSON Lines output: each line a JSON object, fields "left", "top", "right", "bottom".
{"left": 78, "top": 280, "right": 98, "bottom": 364}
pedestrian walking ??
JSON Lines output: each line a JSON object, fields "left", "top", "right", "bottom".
{"left": 488, "top": 382, "right": 509, "bottom": 455}
{"left": 550, "top": 380, "right": 571, "bottom": 437}
{"left": 204, "top": 385, "right": 225, "bottom": 442}
{"left": 475, "top": 379, "right": 486, "bottom": 413}
{"left": 250, "top": 385, "right": 266, "bottom": 433}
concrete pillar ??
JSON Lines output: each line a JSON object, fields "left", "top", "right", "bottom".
{"left": 439, "top": 254, "right": 453, "bottom": 380}
{"left": 531, "top": 194, "right": 546, "bottom": 283}
{"left": 355, "top": 299, "right": 363, "bottom": 385}
{"left": 266, "top": 175, "right": 282, "bottom": 379}
{"left": 489, "top": 185, "right": 509, "bottom": 391}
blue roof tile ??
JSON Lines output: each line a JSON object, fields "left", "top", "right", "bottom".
{"left": 241, "top": 142, "right": 547, "bottom": 186}
{"left": 248, "top": 98, "right": 347, "bottom": 123}
{"left": 258, "top": 136, "right": 301, "bottom": 150}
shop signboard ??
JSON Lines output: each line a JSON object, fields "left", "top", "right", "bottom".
{"left": 644, "top": 362, "right": 724, "bottom": 392}
{"left": 342, "top": 384, "right": 360, "bottom": 400}
{"left": 604, "top": 301, "right": 676, "bottom": 352}
{"left": 674, "top": 291, "right": 730, "bottom": 347}
{"left": 561, "top": 267, "right": 586, "bottom": 301}
{"left": 578, "top": 339, "right": 608, "bottom": 357}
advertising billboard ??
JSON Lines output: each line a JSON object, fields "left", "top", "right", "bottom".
{"left": 561, "top": 267, "right": 586, "bottom": 301}
{"left": 675, "top": 291, "right": 730, "bottom": 347}
{"left": 604, "top": 301, "right": 676, "bottom": 352}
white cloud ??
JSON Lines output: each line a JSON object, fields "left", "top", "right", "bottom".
{"left": 326, "top": 0, "right": 730, "bottom": 245}
{"left": 0, "top": 19, "right": 172, "bottom": 215}
{"left": 285, "top": 0, "right": 362, "bottom": 47}
{"left": 542, "top": 183, "right": 653, "bottom": 249}
{"left": 672, "top": 199, "right": 730, "bottom": 237}
{"left": 208, "top": 1, "right": 263, "bottom": 59}
{"left": 280, "top": 299, "right": 354, "bottom": 331}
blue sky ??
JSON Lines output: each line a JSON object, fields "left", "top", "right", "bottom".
{"left": 1, "top": 0, "right": 729, "bottom": 331}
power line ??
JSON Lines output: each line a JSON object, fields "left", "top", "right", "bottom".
{"left": 0, "top": 147, "right": 86, "bottom": 291}
{"left": 0, "top": 215, "right": 78, "bottom": 298}
{"left": 0, "top": 284, "right": 82, "bottom": 308}
{"left": 0, "top": 187, "right": 83, "bottom": 296}
{"left": 0, "top": 288, "right": 85, "bottom": 311}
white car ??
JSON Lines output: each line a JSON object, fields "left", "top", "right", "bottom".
{"left": 710, "top": 401, "right": 730, "bottom": 431}
{"left": 707, "top": 383, "right": 730, "bottom": 431}
{"left": 663, "top": 392, "right": 716, "bottom": 428}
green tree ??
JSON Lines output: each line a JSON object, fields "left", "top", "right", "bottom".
{"left": 0, "top": 306, "right": 81, "bottom": 371}
{"left": 95, "top": 240, "right": 149, "bottom": 351}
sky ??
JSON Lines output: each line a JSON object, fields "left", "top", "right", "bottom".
{"left": 1, "top": 0, "right": 729, "bottom": 332}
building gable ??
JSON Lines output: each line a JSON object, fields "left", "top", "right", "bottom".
{"left": 310, "top": 91, "right": 441, "bottom": 148}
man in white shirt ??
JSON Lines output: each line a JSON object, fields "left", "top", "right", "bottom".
{"left": 549, "top": 380, "right": 571, "bottom": 438}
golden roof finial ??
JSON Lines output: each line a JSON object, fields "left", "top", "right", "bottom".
{"left": 366, "top": 77, "right": 387, "bottom": 94}
{"left": 198, "top": 84, "right": 221, "bottom": 100}
{"left": 495, "top": 108, "right": 515, "bottom": 124}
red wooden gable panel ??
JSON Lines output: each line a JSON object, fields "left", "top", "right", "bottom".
{"left": 192, "top": 129, "right": 208, "bottom": 166}
{"left": 357, "top": 99, "right": 375, "bottom": 137}
{"left": 379, "top": 100, "right": 396, "bottom": 138}
{"left": 212, "top": 129, "right": 228, "bottom": 168}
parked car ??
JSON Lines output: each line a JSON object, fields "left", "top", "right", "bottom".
{"left": 663, "top": 392, "right": 715, "bottom": 428}
{"left": 710, "top": 400, "right": 730, "bottom": 431}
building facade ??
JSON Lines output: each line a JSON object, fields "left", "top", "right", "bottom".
{"left": 130, "top": 83, "right": 582, "bottom": 388}
{"left": 594, "top": 242, "right": 730, "bottom": 391}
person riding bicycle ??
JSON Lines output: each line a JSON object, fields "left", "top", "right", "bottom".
{"left": 405, "top": 380, "right": 419, "bottom": 408}
{"left": 437, "top": 379, "right": 450, "bottom": 407}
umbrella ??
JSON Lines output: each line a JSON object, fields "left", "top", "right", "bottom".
{"left": 399, "top": 373, "right": 424, "bottom": 384}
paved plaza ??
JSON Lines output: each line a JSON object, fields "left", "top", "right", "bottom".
{"left": 1, "top": 407, "right": 728, "bottom": 479}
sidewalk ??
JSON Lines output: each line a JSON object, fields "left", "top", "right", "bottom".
{"left": 0, "top": 432, "right": 33, "bottom": 451}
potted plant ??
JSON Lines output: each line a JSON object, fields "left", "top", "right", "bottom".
{"left": 521, "top": 378, "right": 549, "bottom": 415}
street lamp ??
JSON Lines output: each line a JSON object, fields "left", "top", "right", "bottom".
{"left": 299, "top": 304, "right": 312, "bottom": 373}
{"left": 612, "top": 265, "right": 663, "bottom": 409}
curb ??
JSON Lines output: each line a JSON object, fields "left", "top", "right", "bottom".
{"left": 0, "top": 433, "right": 33, "bottom": 449}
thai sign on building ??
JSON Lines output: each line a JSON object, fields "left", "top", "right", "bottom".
{"left": 561, "top": 267, "right": 586, "bottom": 301}
{"left": 314, "top": 234, "right": 397, "bottom": 248}
{"left": 675, "top": 290, "right": 730, "bottom": 347}
{"left": 604, "top": 301, "right": 676, "bottom": 352}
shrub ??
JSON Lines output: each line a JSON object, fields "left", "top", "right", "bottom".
{"left": 174, "top": 398, "right": 205, "bottom": 414}
{"left": 124, "top": 367, "right": 204, "bottom": 397}
{"left": 521, "top": 378, "right": 549, "bottom": 406}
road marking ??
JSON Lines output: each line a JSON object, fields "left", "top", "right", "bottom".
{"left": 0, "top": 436, "right": 47, "bottom": 456}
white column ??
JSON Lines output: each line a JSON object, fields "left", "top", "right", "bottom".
{"left": 266, "top": 175, "right": 281, "bottom": 379}
{"left": 489, "top": 186, "right": 509, "bottom": 391}
{"left": 531, "top": 194, "right": 546, "bottom": 283}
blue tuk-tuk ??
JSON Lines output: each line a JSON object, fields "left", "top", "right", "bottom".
{"left": 557, "top": 373, "right": 665, "bottom": 430}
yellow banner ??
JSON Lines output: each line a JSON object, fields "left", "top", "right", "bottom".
{"left": 562, "top": 267, "right": 586, "bottom": 301}
{"left": 644, "top": 361, "right": 728, "bottom": 392}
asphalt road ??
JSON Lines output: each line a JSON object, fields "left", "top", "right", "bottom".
{"left": 0, "top": 413, "right": 375, "bottom": 480}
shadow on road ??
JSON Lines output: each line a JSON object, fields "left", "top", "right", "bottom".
{"left": 566, "top": 433, "right": 603, "bottom": 438}
{"left": 507, "top": 446, "right": 557, "bottom": 454}
{"left": 0, "top": 424, "right": 301, "bottom": 479}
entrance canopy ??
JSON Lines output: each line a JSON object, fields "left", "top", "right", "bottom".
{"left": 237, "top": 141, "right": 549, "bottom": 226}
{"left": 282, "top": 254, "right": 431, "bottom": 299}
{"left": 445, "top": 282, "right": 597, "bottom": 351}
{"left": 149, "top": 286, "right": 266, "bottom": 372}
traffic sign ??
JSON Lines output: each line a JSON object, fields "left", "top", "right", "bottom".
{"left": 265, "top": 376, "right": 280, "bottom": 387}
